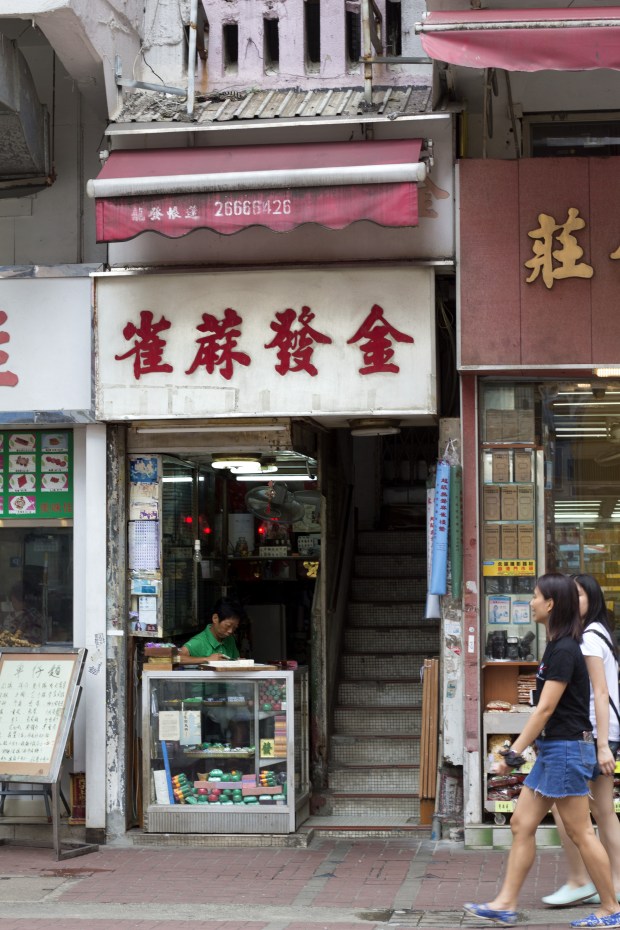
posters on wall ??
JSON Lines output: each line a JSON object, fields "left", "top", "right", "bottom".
{"left": 128, "top": 455, "right": 162, "bottom": 637}
{"left": 0, "top": 431, "right": 72, "bottom": 519}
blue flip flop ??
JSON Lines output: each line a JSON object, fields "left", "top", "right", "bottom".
{"left": 570, "top": 913, "right": 620, "bottom": 928}
{"left": 463, "top": 903, "right": 519, "bottom": 925}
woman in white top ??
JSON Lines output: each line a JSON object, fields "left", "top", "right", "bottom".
{"left": 543, "top": 573, "right": 620, "bottom": 907}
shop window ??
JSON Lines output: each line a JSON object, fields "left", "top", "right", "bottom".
{"left": 345, "top": 8, "right": 361, "bottom": 70}
{"left": 0, "top": 527, "right": 73, "bottom": 646}
{"left": 223, "top": 23, "right": 239, "bottom": 73}
{"left": 264, "top": 18, "right": 279, "bottom": 72}
{"left": 386, "top": 0, "right": 402, "bottom": 57}
{"left": 305, "top": 0, "right": 321, "bottom": 70}
{"left": 525, "top": 113, "right": 620, "bottom": 157}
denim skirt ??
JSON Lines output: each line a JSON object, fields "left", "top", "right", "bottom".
{"left": 524, "top": 738, "right": 596, "bottom": 798}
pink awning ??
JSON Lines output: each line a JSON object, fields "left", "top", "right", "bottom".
{"left": 419, "top": 8, "right": 620, "bottom": 72}
{"left": 88, "top": 140, "right": 424, "bottom": 243}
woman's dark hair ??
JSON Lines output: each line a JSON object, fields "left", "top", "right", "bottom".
{"left": 537, "top": 572, "right": 582, "bottom": 642}
{"left": 573, "top": 573, "right": 618, "bottom": 660}
{"left": 213, "top": 596, "right": 246, "bottom": 623}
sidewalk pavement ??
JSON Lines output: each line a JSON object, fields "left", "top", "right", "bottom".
{"left": 0, "top": 833, "right": 602, "bottom": 930}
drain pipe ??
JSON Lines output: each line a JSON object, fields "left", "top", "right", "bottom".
{"left": 187, "top": 0, "right": 198, "bottom": 117}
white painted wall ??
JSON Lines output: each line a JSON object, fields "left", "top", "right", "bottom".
{"left": 72, "top": 424, "right": 108, "bottom": 833}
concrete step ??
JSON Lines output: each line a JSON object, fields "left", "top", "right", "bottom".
{"left": 329, "top": 765, "right": 419, "bottom": 794}
{"left": 333, "top": 706, "right": 422, "bottom": 734}
{"left": 326, "top": 793, "right": 421, "bottom": 819}
{"left": 338, "top": 680, "right": 423, "bottom": 706}
{"left": 347, "top": 604, "right": 431, "bottom": 626}
{"left": 351, "top": 577, "right": 425, "bottom": 602}
{"left": 354, "top": 554, "right": 427, "bottom": 579}
{"left": 357, "top": 531, "right": 426, "bottom": 555}
{"left": 342, "top": 654, "right": 432, "bottom": 679}
{"left": 331, "top": 735, "right": 420, "bottom": 765}
{"left": 344, "top": 627, "right": 437, "bottom": 653}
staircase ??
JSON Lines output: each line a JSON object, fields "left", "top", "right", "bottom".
{"left": 307, "top": 528, "right": 440, "bottom": 835}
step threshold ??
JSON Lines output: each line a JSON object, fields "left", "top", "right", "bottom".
{"left": 302, "top": 815, "right": 429, "bottom": 831}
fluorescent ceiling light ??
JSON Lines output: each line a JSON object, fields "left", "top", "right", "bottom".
{"left": 211, "top": 454, "right": 262, "bottom": 472}
{"left": 135, "top": 425, "right": 287, "bottom": 434}
{"left": 594, "top": 368, "right": 620, "bottom": 378}
{"left": 235, "top": 474, "right": 317, "bottom": 483}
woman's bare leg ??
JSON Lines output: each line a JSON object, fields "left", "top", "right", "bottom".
{"left": 549, "top": 802, "right": 591, "bottom": 887}
{"left": 483, "top": 786, "right": 552, "bottom": 911}
{"left": 590, "top": 776, "right": 620, "bottom": 891}
{"left": 556, "top": 794, "right": 618, "bottom": 915}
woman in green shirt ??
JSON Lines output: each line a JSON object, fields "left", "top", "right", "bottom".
{"left": 179, "top": 597, "right": 244, "bottom": 664}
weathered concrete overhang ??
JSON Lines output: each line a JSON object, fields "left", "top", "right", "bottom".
{"left": 0, "top": 34, "right": 52, "bottom": 197}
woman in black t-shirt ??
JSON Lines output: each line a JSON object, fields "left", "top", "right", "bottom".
{"left": 464, "top": 573, "right": 620, "bottom": 929}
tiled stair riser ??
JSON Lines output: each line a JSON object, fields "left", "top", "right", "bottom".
{"left": 342, "top": 654, "right": 430, "bottom": 678}
{"left": 334, "top": 708, "right": 422, "bottom": 733}
{"left": 344, "top": 628, "right": 435, "bottom": 652}
{"left": 331, "top": 736, "right": 420, "bottom": 765}
{"left": 328, "top": 796, "right": 421, "bottom": 817}
{"left": 347, "top": 604, "right": 431, "bottom": 625}
{"left": 329, "top": 769, "right": 419, "bottom": 793}
{"left": 357, "top": 532, "right": 426, "bottom": 555}
{"left": 351, "top": 578, "right": 426, "bottom": 601}
{"left": 354, "top": 555, "right": 427, "bottom": 577}
{"left": 337, "top": 681, "right": 423, "bottom": 705}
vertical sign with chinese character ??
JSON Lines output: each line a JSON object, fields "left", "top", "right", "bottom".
{"left": 0, "top": 430, "right": 73, "bottom": 519}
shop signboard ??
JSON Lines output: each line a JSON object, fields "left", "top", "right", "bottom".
{"left": 0, "top": 429, "right": 73, "bottom": 519}
{"left": 0, "top": 276, "right": 93, "bottom": 416}
{"left": 459, "top": 157, "right": 620, "bottom": 368}
{"left": 95, "top": 266, "right": 436, "bottom": 421}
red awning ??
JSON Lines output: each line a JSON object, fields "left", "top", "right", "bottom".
{"left": 419, "top": 8, "right": 620, "bottom": 72}
{"left": 87, "top": 140, "right": 425, "bottom": 243}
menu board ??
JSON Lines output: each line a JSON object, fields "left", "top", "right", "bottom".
{"left": 0, "top": 430, "right": 73, "bottom": 519}
{"left": 0, "top": 651, "right": 84, "bottom": 780}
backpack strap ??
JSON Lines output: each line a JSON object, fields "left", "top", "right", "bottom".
{"left": 585, "top": 628, "right": 620, "bottom": 727}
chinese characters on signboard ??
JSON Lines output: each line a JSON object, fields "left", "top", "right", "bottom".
{"left": 525, "top": 207, "right": 620, "bottom": 289}
{"left": 0, "top": 431, "right": 73, "bottom": 519}
{"left": 114, "top": 303, "right": 414, "bottom": 382}
{"left": 0, "top": 659, "right": 73, "bottom": 765}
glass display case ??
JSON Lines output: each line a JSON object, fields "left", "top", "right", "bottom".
{"left": 142, "top": 667, "right": 309, "bottom": 834}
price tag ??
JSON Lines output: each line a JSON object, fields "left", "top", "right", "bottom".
{"left": 615, "top": 761, "right": 620, "bottom": 774}
{"left": 614, "top": 800, "right": 620, "bottom": 813}
{"left": 521, "top": 762, "right": 533, "bottom": 773}
{"left": 495, "top": 800, "right": 513, "bottom": 813}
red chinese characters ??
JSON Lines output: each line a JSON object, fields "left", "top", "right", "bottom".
{"left": 0, "top": 311, "right": 19, "bottom": 387}
{"left": 186, "top": 308, "right": 250, "bottom": 382}
{"left": 114, "top": 304, "right": 414, "bottom": 380}
{"left": 265, "top": 306, "right": 332, "bottom": 376}
{"left": 347, "top": 304, "right": 414, "bottom": 374}
{"left": 115, "top": 310, "right": 173, "bottom": 380}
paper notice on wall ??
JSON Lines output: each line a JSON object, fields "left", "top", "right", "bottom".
{"left": 158, "top": 711, "right": 181, "bottom": 742}
{"left": 138, "top": 595, "right": 158, "bottom": 628}
{"left": 128, "top": 521, "right": 160, "bottom": 571}
{"left": 129, "top": 483, "right": 159, "bottom": 521}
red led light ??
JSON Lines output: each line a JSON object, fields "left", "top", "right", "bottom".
{"left": 183, "top": 516, "right": 193, "bottom": 524}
